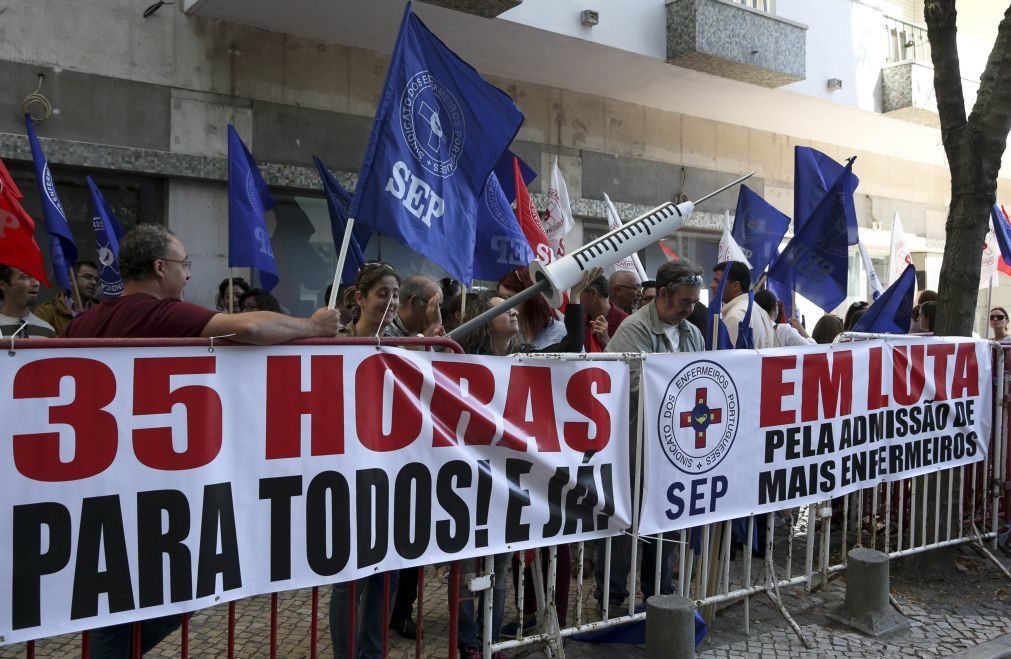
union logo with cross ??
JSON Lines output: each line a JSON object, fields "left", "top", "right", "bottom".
{"left": 679, "top": 387, "right": 723, "bottom": 449}
{"left": 656, "top": 359, "right": 739, "bottom": 476}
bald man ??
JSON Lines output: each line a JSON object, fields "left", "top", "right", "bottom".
{"left": 608, "top": 270, "right": 640, "bottom": 314}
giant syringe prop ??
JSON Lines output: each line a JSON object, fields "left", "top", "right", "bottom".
{"left": 447, "top": 171, "right": 755, "bottom": 341}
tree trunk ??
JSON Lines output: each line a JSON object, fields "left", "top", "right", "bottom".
{"left": 926, "top": 0, "right": 1011, "bottom": 336}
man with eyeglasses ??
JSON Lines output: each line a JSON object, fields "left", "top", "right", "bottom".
{"left": 34, "top": 260, "right": 101, "bottom": 335}
{"left": 67, "top": 225, "right": 340, "bottom": 343}
{"left": 65, "top": 225, "right": 341, "bottom": 656}
{"left": 608, "top": 270, "right": 641, "bottom": 314}
{"left": 595, "top": 260, "right": 704, "bottom": 610}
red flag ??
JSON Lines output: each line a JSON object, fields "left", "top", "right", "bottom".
{"left": 999, "top": 205, "right": 1011, "bottom": 277}
{"left": 0, "top": 157, "right": 24, "bottom": 201}
{"left": 0, "top": 164, "right": 50, "bottom": 286}
{"left": 659, "top": 239, "right": 680, "bottom": 262}
{"left": 514, "top": 157, "right": 553, "bottom": 264}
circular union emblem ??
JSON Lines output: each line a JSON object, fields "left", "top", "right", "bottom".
{"left": 656, "top": 359, "right": 739, "bottom": 475}
{"left": 246, "top": 171, "right": 263, "bottom": 218}
{"left": 98, "top": 244, "right": 115, "bottom": 268}
{"left": 485, "top": 174, "right": 510, "bottom": 226}
{"left": 43, "top": 163, "right": 67, "bottom": 219}
{"left": 399, "top": 70, "right": 465, "bottom": 178}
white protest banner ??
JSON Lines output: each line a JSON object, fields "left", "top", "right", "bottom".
{"left": 0, "top": 342, "right": 630, "bottom": 644}
{"left": 640, "top": 337, "right": 991, "bottom": 535}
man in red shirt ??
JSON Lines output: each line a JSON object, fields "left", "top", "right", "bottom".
{"left": 66, "top": 224, "right": 340, "bottom": 657}
{"left": 579, "top": 274, "right": 628, "bottom": 351}
{"left": 66, "top": 225, "right": 340, "bottom": 341}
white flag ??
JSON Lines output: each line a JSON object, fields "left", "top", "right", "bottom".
{"left": 543, "top": 157, "right": 575, "bottom": 256}
{"left": 888, "top": 212, "right": 913, "bottom": 286}
{"left": 603, "top": 193, "right": 648, "bottom": 282}
{"left": 980, "top": 219, "right": 1000, "bottom": 289}
{"left": 857, "top": 240, "right": 885, "bottom": 299}
{"left": 717, "top": 228, "right": 752, "bottom": 270}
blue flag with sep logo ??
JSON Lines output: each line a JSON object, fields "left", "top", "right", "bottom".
{"left": 25, "top": 114, "right": 77, "bottom": 291}
{"left": 313, "top": 156, "right": 371, "bottom": 285}
{"left": 350, "top": 2, "right": 524, "bottom": 285}
{"left": 85, "top": 177, "right": 125, "bottom": 298}
{"left": 853, "top": 264, "right": 915, "bottom": 334}
{"left": 769, "top": 159, "right": 857, "bottom": 313}
{"left": 228, "top": 124, "right": 278, "bottom": 292}
{"left": 732, "top": 185, "right": 790, "bottom": 281}
{"left": 794, "top": 146, "right": 860, "bottom": 242}
{"left": 473, "top": 172, "right": 534, "bottom": 282}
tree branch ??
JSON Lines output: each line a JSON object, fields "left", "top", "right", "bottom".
{"left": 925, "top": 0, "right": 967, "bottom": 154}
{"left": 968, "top": 4, "right": 1011, "bottom": 188}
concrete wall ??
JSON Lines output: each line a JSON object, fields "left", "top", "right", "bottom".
{"left": 1, "top": 0, "right": 1010, "bottom": 314}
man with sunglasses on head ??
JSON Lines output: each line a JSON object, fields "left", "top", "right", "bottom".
{"left": 594, "top": 260, "right": 704, "bottom": 610}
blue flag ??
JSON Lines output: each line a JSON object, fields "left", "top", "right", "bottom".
{"left": 350, "top": 3, "right": 524, "bottom": 284}
{"left": 493, "top": 150, "right": 537, "bottom": 204}
{"left": 852, "top": 264, "right": 916, "bottom": 334}
{"left": 991, "top": 204, "right": 1011, "bottom": 268}
{"left": 25, "top": 114, "right": 77, "bottom": 290}
{"left": 227, "top": 124, "right": 278, "bottom": 291}
{"left": 313, "top": 156, "right": 372, "bottom": 285}
{"left": 85, "top": 177, "right": 125, "bottom": 298}
{"left": 706, "top": 268, "right": 734, "bottom": 351}
{"left": 769, "top": 160, "right": 857, "bottom": 313}
{"left": 732, "top": 185, "right": 790, "bottom": 280}
{"left": 473, "top": 172, "right": 534, "bottom": 282}
{"left": 794, "top": 146, "right": 859, "bottom": 243}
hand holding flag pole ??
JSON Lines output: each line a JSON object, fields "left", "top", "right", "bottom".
{"left": 448, "top": 171, "right": 755, "bottom": 341}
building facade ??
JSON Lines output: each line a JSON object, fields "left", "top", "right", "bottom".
{"left": 1, "top": 0, "right": 1009, "bottom": 324}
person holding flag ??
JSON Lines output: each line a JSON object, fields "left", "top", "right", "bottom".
{"left": 33, "top": 261, "right": 101, "bottom": 335}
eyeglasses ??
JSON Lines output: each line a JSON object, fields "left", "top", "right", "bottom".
{"left": 612, "top": 284, "right": 641, "bottom": 291}
{"left": 991, "top": 314, "right": 1006, "bottom": 321}
{"left": 159, "top": 256, "right": 192, "bottom": 268}
{"left": 77, "top": 274, "right": 100, "bottom": 283}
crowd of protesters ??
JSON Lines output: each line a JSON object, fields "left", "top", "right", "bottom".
{"left": 4, "top": 228, "right": 1006, "bottom": 659}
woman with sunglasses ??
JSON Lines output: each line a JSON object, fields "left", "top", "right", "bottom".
{"left": 990, "top": 307, "right": 1011, "bottom": 342}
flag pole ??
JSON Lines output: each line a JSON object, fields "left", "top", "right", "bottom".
{"left": 984, "top": 270, "right": 994, "bottom": 339}
{"left": 329, "top": 217, "right": 356, "bottom": 309}
{"left": 228, "top": 270, "right": 234, "bottom": 314}
{"left": 459, "top": 284, "right": 468, "bottom": 323}
{"left": 68, "top": 267, "right": 83, "bottom": 312}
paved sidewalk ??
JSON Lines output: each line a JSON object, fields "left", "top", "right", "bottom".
{"left": 6, "top": 543, "right": 1011, "bottom": 658}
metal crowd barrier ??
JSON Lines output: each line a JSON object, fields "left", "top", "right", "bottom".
{"left": 6, "top": 340, "right": 1010, "bottom": 659}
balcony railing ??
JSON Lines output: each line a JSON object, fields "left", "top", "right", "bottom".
{"left": 884, "top": 15, "right": 931, "bottom": 64}
{"left": 728, "top": 0, "right": 774, "bottom": 13}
